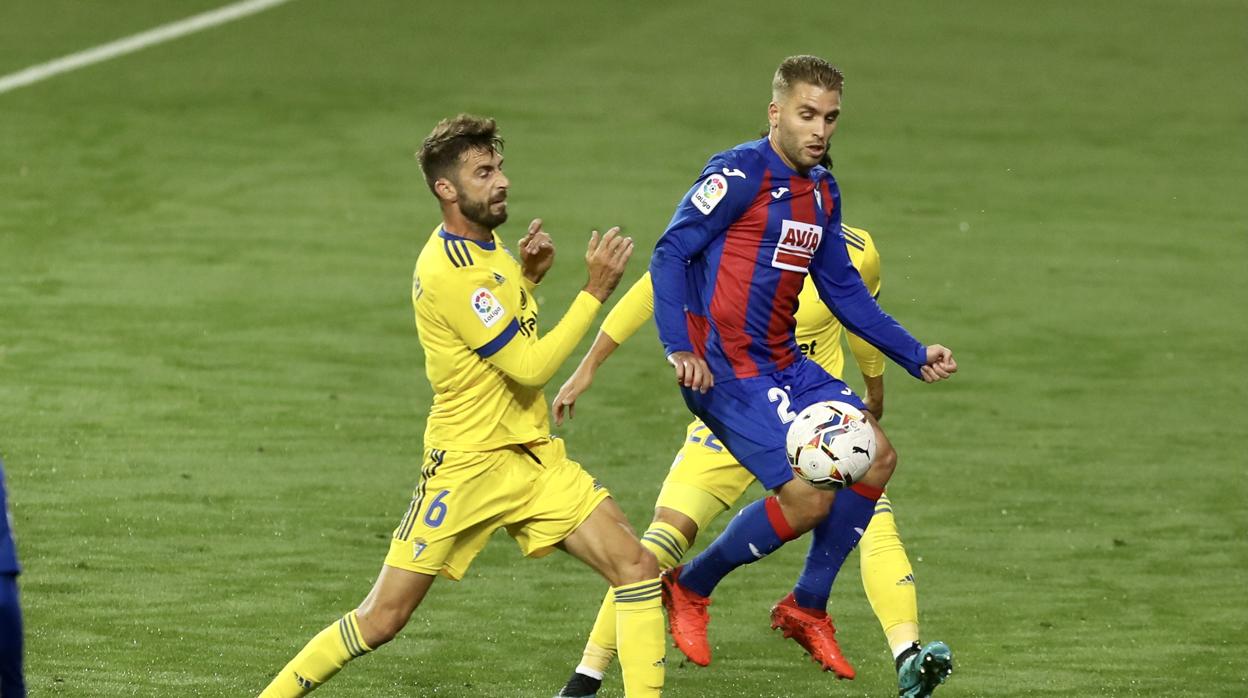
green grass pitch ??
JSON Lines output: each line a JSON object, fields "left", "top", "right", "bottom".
{"left": 2, "top": 1, "right": 1246, "bottom": 695}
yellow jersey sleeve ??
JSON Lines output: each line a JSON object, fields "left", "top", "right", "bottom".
{"left": 431, "top": 266, "right": 601, "bottom": 387}
{"left": 841, "top": 225, "right": 886, "bottom": 379}
{"left": 600, "top": 272, "right": 655, "bottom": 344}
{"left": 485, "top": 291, "right": 602, "bottom": 386}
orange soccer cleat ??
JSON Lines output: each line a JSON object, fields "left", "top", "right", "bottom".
{"left": 769, "top": 592, "right": 856, "bottom": 679}
{"left": 661, "top": 566, "right": 712, "bottom": 666}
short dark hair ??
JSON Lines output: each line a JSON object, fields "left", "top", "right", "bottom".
{"left": 416, "top": 114, "right": 504, "bottom": 193}
{"left": 772, "top": 55, "right": 845, "bottom": 100}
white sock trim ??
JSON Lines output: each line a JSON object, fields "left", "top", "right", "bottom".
{"left": 892, "top": 641, "right": 919, "bottom": 660}
{"left": 575, "top": 665, "right": 605, "bottom": 681}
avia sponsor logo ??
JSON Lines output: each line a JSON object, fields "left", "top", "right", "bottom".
{"left": 771, "top": 220, "right": 823, "bottom": 273}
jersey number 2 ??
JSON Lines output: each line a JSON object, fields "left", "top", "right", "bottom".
{"left": 768, "top": 387, "right": 797, "bottom": 424}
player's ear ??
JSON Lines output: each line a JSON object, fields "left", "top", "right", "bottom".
{"left": 433, "top": 177, "right": 458, "bottom": 204}
{"left": 767, "top": 101, "right": 780, "bottom": 130}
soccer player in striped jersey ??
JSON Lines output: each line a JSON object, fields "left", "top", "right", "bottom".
{"left": 552, "top": 223, "right": 951, "bottom": 698}
{"left": 646, "top": 55, "right": 956, "bottom": 689}
{"left": 258, "top": 115, "right": 664, "bottom": 697}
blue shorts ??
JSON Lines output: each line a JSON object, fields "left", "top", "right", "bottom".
{"left": 681, "top": 358, "right": 866, "bottom": 491}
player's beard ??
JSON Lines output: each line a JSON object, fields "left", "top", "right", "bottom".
{"left": 459, "top": 193, "right": 508, "bottom": 230}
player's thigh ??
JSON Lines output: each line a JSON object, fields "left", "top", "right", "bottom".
{"left": 561, "top": 497, "right": 657, "bottom": 587}
{"left": 858, "top": 411, "right": 898, "bottom": 488}
{"left": 385, "top": 448, "right": 517, "bottom": 581}
{"left": 508, "top": 438, "right": 652, "bottom": 585}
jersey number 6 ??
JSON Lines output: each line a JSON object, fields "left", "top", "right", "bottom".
{"left": 423, "top": 490, "right": 450, "bottom": 528}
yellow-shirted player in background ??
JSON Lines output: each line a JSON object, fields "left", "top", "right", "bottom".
{"left": 552, "top": 224, "right": 953, "bottom": 698}
{"left": 259, "top": 114, "right": 665, "bottom": 697}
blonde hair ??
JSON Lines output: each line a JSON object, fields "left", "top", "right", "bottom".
{"left": 772, "top": 55, "right": 845, "bottom": 100}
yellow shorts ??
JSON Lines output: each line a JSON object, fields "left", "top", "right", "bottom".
{"left": 384, "top": 437, "right": 609, "bottom": 581}
{"left": 654, "top": 420, "right": 757, "bottom": 531}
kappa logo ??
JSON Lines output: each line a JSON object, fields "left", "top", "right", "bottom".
{"left": 771, "top": 187, "right": 789, "bottom": 199}
{"left": 692, "top": 174, "right": 729, "bottom": 215}
{"left": 771, "top": 219, "right": 823, "bottom": 273}
{"left": 471, "top": 288, "right": 505, "bottom": 328}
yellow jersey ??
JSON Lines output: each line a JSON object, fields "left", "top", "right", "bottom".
{"left": 601, "top": 224, "right": 884, "bottom": 381}
{"left": 413, "top": 226, "right": 602, "bottom": 451}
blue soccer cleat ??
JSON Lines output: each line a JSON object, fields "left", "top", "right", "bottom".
{"left": 898, "top": 641, "right": 953, "bottom": 697}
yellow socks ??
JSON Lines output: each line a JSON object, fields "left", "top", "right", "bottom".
{"left": 578, "top": 522, "right": 689, "bottom": 677}
{"left": 258, "top": 612, "right": 373, "bottom": 697}
{"left": 859, "top": 494, "right": 920, "bottom": 656}
{"left": 640, "top": 521, "right": 690, "bottom": 570}
{"left": 612, "top": 578, "right": 665, "bottom": 697}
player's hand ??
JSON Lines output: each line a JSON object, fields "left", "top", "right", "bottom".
{"left": 582, "top": 227, "right": 633, "bottom": 302}
{"left": 920, "top": 344, "right": 957, "bottom": 383}
{"left": 668, "top": 351, "right": 713, "bottom": 393}
{"left": 518, "top": 218, "right": 555, "bottom": 284}
{"left": 552, "top": 366, "right": 595, "bottom": 426}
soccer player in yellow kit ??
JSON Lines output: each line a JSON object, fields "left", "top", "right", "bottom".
{"left": 552, "top": 224, "right": 952, "bottom": 697}
{"left": 258, "top": 115, "right": 665, "bottom": 697}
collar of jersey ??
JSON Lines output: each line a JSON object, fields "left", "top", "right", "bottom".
{"left": 439, "top": 227, "right": 497, "bottom": 250}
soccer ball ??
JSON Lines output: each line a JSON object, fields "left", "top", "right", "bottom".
{"left": 785, "top": 401, "right": 876, "bottom": 490}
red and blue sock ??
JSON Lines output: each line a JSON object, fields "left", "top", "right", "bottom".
{"left": 679, "top": 496, "right": 798, "bottom": 598}
{"left": 792, "top": 483, "right": 884, "bottom": 611}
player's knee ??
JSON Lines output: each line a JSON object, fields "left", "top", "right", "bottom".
{"left": 613, "top": 543, "right": 659, "bottom": 586}
{"left": 778, "top": 486, "right": 836, "bottom": 532}
{"left": 653, "top": 507, "right": 700, "bottom": 546}
{"left": 355, "top": 603, "right": 414, "bottom": 647}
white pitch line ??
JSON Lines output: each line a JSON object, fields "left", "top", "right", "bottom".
{"left": 0, "top": 0, "right": 297, "bottom": 95}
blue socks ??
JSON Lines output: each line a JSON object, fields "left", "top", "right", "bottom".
{"left": 680, "top": 496, "right": 796, "bottom": 597}
{"left": 793, "top": 483, "right": 883, "bottom": 610}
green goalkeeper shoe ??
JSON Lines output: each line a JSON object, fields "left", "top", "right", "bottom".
{"left": 898, "top": 641, "right": 953, "bottom": 697}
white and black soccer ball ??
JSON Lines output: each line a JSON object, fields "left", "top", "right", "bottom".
{"left": 785, "top": 401, "right": 876, "bottom": 490}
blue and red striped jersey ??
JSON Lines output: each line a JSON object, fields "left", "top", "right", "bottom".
{"left": 650, "top": 137, "right": 927, "bottom": 382}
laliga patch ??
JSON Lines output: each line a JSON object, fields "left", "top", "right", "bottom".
{"left": 772, "top": 220, "right": 823, "bottom": 273}
{"left": 471, "top": 287, "right": 505, "bottom": 328}
{"left": 691, "top": 174, "right": 729, "bottom": 215}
